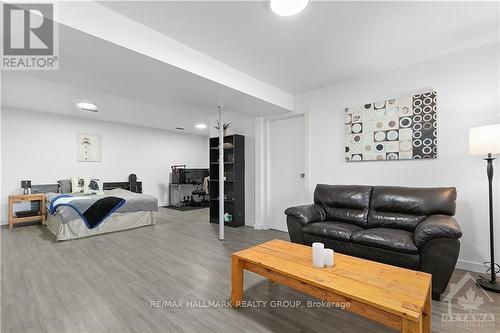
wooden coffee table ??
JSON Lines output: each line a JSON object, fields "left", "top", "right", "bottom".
{"left": 231, "top": 239, "right": 431, "bottom": 333}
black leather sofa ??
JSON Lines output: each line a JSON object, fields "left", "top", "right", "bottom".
{"left": 285, "top": 184, "right": 462, "bottom": 301}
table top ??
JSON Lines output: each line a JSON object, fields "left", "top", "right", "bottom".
{"left": 233, "top": 239, "right": 431, "bottom": 322}
{"left": 9, "top": 193, "right": 45, "bottom": 200}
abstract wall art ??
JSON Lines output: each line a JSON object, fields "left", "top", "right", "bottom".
{"left": 345, "top": 91, "right": 437, "bottom": 162}
{"left": 77, "top": 133, "right": 101, "bottom": 162}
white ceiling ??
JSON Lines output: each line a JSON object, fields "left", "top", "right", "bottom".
{"left": 101, "top": 1, "right": 500, "bottom": 94}
{"left": 1, "top": 24, "right": 288, "bottom": 135}
{"left": 2, "top": 1, "right": 498, "bottom": 134}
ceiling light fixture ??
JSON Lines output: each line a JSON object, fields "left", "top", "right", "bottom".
{"left": 195, "top": 123, "right": 207, "bottom": 129}
{"left": 77, "top": 102, "right": 98, "bottom": 112}
{"left": 270, "top": 0, "right": 309, "bottom": 16}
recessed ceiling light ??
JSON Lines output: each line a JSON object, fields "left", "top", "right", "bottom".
{"left": 195, "top": 123, "right": 207, "bottom": 129}
{"left": 77, "top": 102, "right": 98, "bottom": 111}
{"left": 270, "top": 0, "right": 309, "bottom": 16}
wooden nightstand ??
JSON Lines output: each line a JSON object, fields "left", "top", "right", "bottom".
{"left": 8, "top": 194, "right": 46, "bottom": 230}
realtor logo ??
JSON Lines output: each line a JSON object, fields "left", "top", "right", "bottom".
{"left": 1, "top": 2, "right": 58, "bottom": 69}
{"left": 441, "top": 273, "right": 495, "bottom": 328}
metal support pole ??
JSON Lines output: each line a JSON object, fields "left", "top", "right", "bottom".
{"left": 218, "top": 105, "right": 224, "bottom": 241}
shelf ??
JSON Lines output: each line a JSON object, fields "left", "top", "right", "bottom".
{"left": 209, "top": 218, "right": 244, "bottom": 227}
{"left": 210, "top": 198, "right": 235, "bottom": 203}
{"left": 210, "top": 147, "right": 234, "bottom": 150}
{"left": 209, "top": 134, "right": 244, "bottom": 228}
{"left": 11, "top": 215, "right": 43, "bottom": 223}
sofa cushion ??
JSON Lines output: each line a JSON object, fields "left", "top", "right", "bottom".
{"left": 351, "top": 228, "right": 419, "bottom": 254}
{"left": 350, "top": 243, "right": 420, "bottom": 269}
{"left": 302, "top": 221, "right": 364, "bottom": 242}
{"left": 314, "top": 185, "right": 372, "bottom": 228}
{"left": 368, "top": 211, "right": 425, "bottom": 232}
{"left": 367, "top": 186, "right": 457, "bottom": 231}
{"left": 303, "top": 235, "right": 353, "bottom": 254}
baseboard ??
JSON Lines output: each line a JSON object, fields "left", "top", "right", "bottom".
{"left": 456, "top": 259, "right": 489, "bottom": 274}
{"left": 253, "top": 223, "right": 269, "bottom": 230}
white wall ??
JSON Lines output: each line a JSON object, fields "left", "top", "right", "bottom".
{"left": 291, "top": 44, "right": 500, "bottom": 272}
{"left": 1, "top": 108, "right": 208, "bottom": 224}
{"left": 209, "top": 111, "right": 255, "bottom": 225}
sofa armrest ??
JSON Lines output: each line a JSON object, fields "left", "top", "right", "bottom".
{"left": 414, "top": 215, "right": 462, "bottom": 247}
{"left": 284, "top": 204, "right": 325, "bottom": 225}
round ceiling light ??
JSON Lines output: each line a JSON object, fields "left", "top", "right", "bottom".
{"left": 77, "top": 102, "right": 98, "bottom": 111}
{"left": 195, "top": 123, "right": 207, "bottom": 129}
{"left": 270, "top": 0, "right": 309, "bottom": 16}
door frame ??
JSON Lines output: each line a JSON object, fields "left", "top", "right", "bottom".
{"left": 254, "top": 110, "right": 310, "bottom": 230}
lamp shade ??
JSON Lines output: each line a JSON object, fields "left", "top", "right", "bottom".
{"left": 469, "top": 124, "right": 500, "bottom": 156}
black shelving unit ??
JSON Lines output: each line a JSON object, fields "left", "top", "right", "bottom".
{"left": 209, "top": 134, "right": 245, "bottom": 227}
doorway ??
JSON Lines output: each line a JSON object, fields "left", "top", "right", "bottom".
{"left": 269, "top": 115, "right": 307, "bottom": 231}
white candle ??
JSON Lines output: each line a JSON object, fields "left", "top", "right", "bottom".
{"left": 324, "top": 249, "right": 334, "bottom": 267}
{"left": 312, "top": 242, "right": 325, "bottom": 268}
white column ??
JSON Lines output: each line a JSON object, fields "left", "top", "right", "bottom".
{"left": 218, "top": 106, "right": 224, "bottom": 240}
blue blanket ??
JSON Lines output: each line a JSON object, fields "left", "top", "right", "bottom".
{"left": 48, "top": 194, "right": 126, "bottom": 229}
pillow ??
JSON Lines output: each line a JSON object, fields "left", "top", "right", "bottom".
{"left": 87, "top": 178, "right": 104, "bottom": 195}
{"left": 57, "top": 179, "right": 72, "bottom": 193}
{"left": 71, "top": 177, "right": 89, "bottom": 193}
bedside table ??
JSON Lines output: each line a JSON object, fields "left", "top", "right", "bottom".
{"left": 8, "top": 194, "right": 46, "bottom": 230}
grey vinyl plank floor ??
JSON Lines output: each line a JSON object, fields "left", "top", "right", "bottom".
{"left": 1, "top": 208, "right": 499, "bottom": 333}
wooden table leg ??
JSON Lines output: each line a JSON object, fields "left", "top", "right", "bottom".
{"left": 8, "top": 197, "right": 13, "bottom": 230}
{"left": 422, "top": 284, "right": 431, "bottom": 333}
{"left": 402, "top": 318, "right": 422, "bottom": 333}
{"left": 231, "top": 255, "right": 244, "bottom": 308}
{"left": 41, "top": 197, "right": 46, "bottom": 225}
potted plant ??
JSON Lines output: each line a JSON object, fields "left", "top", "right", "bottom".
{"left": 215, "top": 121, "right": 231, "bottom": 136}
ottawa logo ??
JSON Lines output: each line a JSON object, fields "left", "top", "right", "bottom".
{"left": 441, "top": 273, "right": 495, "bottom": 328}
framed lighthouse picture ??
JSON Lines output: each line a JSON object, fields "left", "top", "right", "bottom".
{"left": 77, "top": 133, "right": 101, "bottom": 162}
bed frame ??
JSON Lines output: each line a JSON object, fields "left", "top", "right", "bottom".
{"left": 103, "top": 181, "right": 142, "bottom": 193}
{"left": 31, "top": 174, "right": 142, "bottom": 194}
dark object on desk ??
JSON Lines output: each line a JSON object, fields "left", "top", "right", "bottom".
{"left": 171, "top": 166, "right": 209, "bottom": 185}
{"left": 171, "top": 165, "right": 187, "bottom": 184}
{"left": 21, "top": 180, "right": 31, "bottom": 195}
{"left": 184, "top": 169, "right": 209, "bottom": 184}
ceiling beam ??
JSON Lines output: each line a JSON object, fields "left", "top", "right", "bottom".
{"left": 55, "top": 1, "right": 294, "bottom": 111}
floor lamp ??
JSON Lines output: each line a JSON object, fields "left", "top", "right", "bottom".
{"left": 469, "top": 123, "right": 500, "bottom": 293}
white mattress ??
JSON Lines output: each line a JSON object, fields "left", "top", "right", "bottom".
{"left": 45, "top": 210, "right": 156, "bottom": 241}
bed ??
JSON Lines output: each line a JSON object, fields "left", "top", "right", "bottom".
{"left": 42, "top": 179, "right": 158, "bottom": 241}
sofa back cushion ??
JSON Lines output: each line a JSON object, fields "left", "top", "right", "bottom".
{"left": 368, "top": 186, "right": 457, "bottom": 231}
{"left": 314, "top": 185, "right": 372, "bottom": 227}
